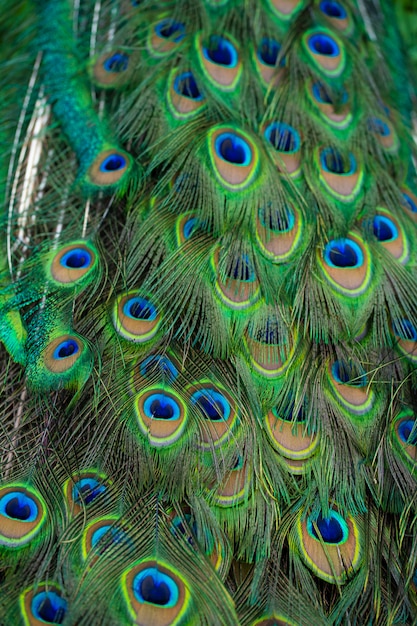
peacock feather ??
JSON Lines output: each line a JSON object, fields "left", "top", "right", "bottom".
{"left": 1, "top": 0, "right": 417, "bottom": 623}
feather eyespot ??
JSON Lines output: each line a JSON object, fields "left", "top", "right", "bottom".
{"left": 49, "top": 242, "right": 98, "bottom": 285}
{"left": 329, "top": 360, "right": 374, "bottom": 415}
{"left": 43, "top": 335, "right": 84, "bottom": 374}
{"left": 366, "top": 210, "right": 408, "bottom": 262}
{"left": 392, "top": 412, "right": 417, "bottom": 464}
{"left": 256, "top": 202, "right": 302, "bottom": 261}
{"left": 21, "top": 586, "right": 67, "bottom": 626}
{"left": 266, "top": 406, "right": 318, "bottom": 464}
{"left": 392, "top": 319, "right": 417, "bottom": 361}
{"left": 88, "top": 148, "right": 131, "bottom": 186}
{"left": 189, "top": 382, "right": 238, "bottom": 448}
{"left": 63, "top": 470, "right": 109, "bottom": 515}
{"left": 255, "top": 38, "right": 285, "bottom": 84}
{"left": 213, "top": 249, "right": 260, "bottom": 309}
{"left": 303, "top": 29, "right": 345, "bottom": 76}
{"left": 401, "top": 189, "right": 417, "bottom": 223}
{"left": 319, "top": 234, "right": 371, "bottom": 295}
{"left": 197, "top": 34, "right": 242, "bottom": 90}
{"left": 149, "top": 19, "right": 186, "bottom": 56}
{"left": 309, "top": 82, "right": 351, "bottom": 128}
{"left": 319, "top": 147, "right": 362, "bottom": 200}
{"left": 319, "top": 1, "right": 351, "bottom": 32}
{"left": 0, "top": 485, "right": 47, "bottom": 547}
{"left": 264, "top": 122, "right": 301, "bottom": 177}
{"left": 213, "top": 456, "right": 250, "bottom": 507}
{"left": 168, "top": 70, "right": 205, "bottom": 119}
{"left": 135, "top": 387, "right": 188, "bottom": 447}
{"left": 245, "top": 318, "right": 295, "bottom": 377}
{"left": 122, "top": 560, "right": 190, "bottom": 623}
{"left": 208, "top": 126, "right": 259, "bottom": 190}
{"left": 92, "top": 50, "right": 135, "bottom": 88}
{"left": 368, "top": 117, "right": 398, "bottom": 152}
{"left": 113, "top": 292, "right": 162, "bottom": 343}
{"left": 295, "top": 507, "right": 362, "bottom": 583}
{"left": 82, "top": 517, "right": 131, "bottom": 561}
{"left": 266, "top": 0, "right": 305, "bottom": 20}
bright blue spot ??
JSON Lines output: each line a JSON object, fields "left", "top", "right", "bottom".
{"left": 368, "top": 117, "right": 390, "bottom": 137}
{"left": 31, "top": 591, "right": 67, "bottom": 625}
{"left": 372, "top": 215, "right": 397, "bottom": 242}
{"left": 258, "top": 38, "right": 282, "bottom": 66}
{"left": 143, "top": 393, "right": 181, "bottom": 420}
{"left": 183, "top": 217, "right": 197, "bottom": 239}
{"left": 91, "top": 524, "right": 127, "bottom": 551}
{"left": 398, "top": 420, "right": 417, "bottom": 445}
{"left": 103, "top": 52, "right": 129, "bottom": 72}
{"left": 308, "top": 512, "right": 347, "bottom": 544}
{"left": 123, "top": 297, "right": 157, "bottom": 321}
{"left": 332, "top": 360, "right": 367, "bottom": 386}
{"left": 155, "top": 19, "right": 185, "bottom": 43}
{"left": 265, "top": 122, "right": 300, "bottom": 153}
{"left": 191, "top": 389, "right": 231, "bottom": 421}
{"left": 53, "top": 339, "right": 79, "bottom": 360}
{"left": 173, "top": 72, "right": 203, "bottom": 100}
{"left": 225, "top": 254, "right": 255, "bottom": 281}
{"left": 324, "top": 239, "right": 363, "bottom": 268}
{"left": 140, "top": 355, "right": 179, "bottom": 382}
{"left": 392, "top": 319, "right": 417, "bottom": 341}
{"left": 258, "top": 204, "right": 294, "bottom": 232}
{"left": 203, "top": 36, "right": 238, "bottom": 67}
{"left": 321, "top": 148, "right": 356, "bottom": 174}
{"left": 60, "top": 248, "right": 92, "bottom": 269}
{"left": 215, "top": 132, "right": 252, "bottom": 165}
{"left": 308, "top": 33, "right": 340, "bottom": 57}
{"left": 133, "top": 567, "right": 179, "bottom": 607}
{"left": 99, "top": 153, "right": 127, "bottom": 173}
{"left": 319, "top": 1, "right": 347, "bottom": 19}
{"left": 73, "top": 478, "right": 106, "bottom": 505}
{"left": 0, "top": 491, "right": 38, "bottom": 522}
{"left": 402, "top": 192, "right": 417, "bottom": 213}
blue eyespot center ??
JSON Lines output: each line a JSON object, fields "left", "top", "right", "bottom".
{"left": 174, "top": 72, "right": 202, "bottom": 100}
{"left": 402, "top": 192, "right": 417, "bottom": 213}
{"left": 103, "top": 52, "right": 129, "bottom": 73}
{"left": 372, "top": 215, "right": 397, "bottom": 242}
{"left": 215, "top": 133, "right": 252, "bottom": 165}
{"left": 248, "top": 318, "right": 281, "bottom": 345}
{"left": 321, "top": 148, "right": 355, "bottom": 174}
{"left": 332, "top": 360, "right": 367, "bottom": 386}
{"left": 308, "top": 512, "right": 347, "bottom": 544}
{"left": 31, "top": 591, "right": 67, "bottom": 625}
{"left": 258, "top": 204, "right": 295, "bottom": 232}
{"left": 133, "top": 567, "right": 179, "bottom": 607}
{"left": 224, "top": 254, "right": 255, "bottom": 281}
{"left": 53, "top": 339, "right": 79, "bottom": 360}
{"left": 324, "top": 239, "right": 363, "bottom": 268}
{"left": 60, "top": 248, "right": 92, "bottom": 269}
{"left": 155, "top": 19, "right": 185, "bottom": 42}
{"left": 392, "top": 319, "right": 417, "bottom": 341}
{"left": 258, "top": 38, "right": 282, "bottom": 66}
{"left": 140, "top": 355, "right": 179, "bottom": 382}
{"left": 191, "top": 389, "right": 231, "bottom": 421}
{"left": 398, "top": 419, "right": 417, "bottom": 445}
{"left": 368, "top": 117, "right": 390, "bottom": 136}
{"left": 0, "top": 491, "right": 38, "bottom": 522}
{"left": 143, "top": 393, "right": 181, "bottom": 420}
{"left": 308, "top": 33, "right": 339, "bottom": 57}
{"left": 265, "top": 122, "right": 300, "bottom": 153}
{"left": 73, "top": 478, "right": 106, "bottom": 505}
{"left": 124, "top": 297, "right": 157, "bottom": 321}
{"left": 320, "top": 1, "right": 347, "bottom": 19}
{"left": 100, "top": 153, "right": 127, "bottom": 173}
{"left": 204, "top": 36, "right": 238, "bottom": 67}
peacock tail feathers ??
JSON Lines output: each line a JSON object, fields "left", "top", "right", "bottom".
{"left": 1, "top": 0, "right": 417, "bottom": 623}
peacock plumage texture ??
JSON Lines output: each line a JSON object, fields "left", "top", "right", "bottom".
{"left": 1, "top": 0, "right": 417, "bottom": 623}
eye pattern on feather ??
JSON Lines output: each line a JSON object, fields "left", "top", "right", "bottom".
{"left": 1, "top": 0, "right": 417, "bottom": 623}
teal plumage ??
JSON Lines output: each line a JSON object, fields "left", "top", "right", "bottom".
{"left": 1, "top": 0, "right": 417, "bottom": 624}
